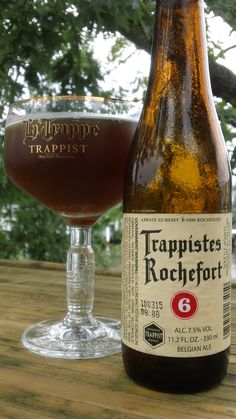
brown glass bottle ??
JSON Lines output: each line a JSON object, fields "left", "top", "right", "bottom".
{"left": 122, "top": 0, "right": 231, "bottom": 393}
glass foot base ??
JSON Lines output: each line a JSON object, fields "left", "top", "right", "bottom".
{"left": 22, "top": 316, "right": 121, "bottom": 359}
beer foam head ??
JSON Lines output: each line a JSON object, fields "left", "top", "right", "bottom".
{"left": 6, "top": 112, "right": 138, "bottom": 127}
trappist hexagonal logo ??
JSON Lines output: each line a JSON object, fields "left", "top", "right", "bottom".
{"left": 144, "top": 322, "right": 165, "bottom": 348}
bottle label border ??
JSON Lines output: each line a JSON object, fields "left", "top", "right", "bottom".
{"left": 122, "top": 213, "right": 231, "bottom": 358}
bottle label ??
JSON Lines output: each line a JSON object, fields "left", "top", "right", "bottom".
{"left": 122, "top": 213, "right": 231, "bottom": 357}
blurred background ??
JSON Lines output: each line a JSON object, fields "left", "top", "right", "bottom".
{"left": 0, "top": 0, "right": 236, "bottom": 270}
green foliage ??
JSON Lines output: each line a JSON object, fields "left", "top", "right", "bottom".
{"left": 1, "top": 202, "right": 68, "bottom": 262}
{"left": 206, "top": 0, "right": 236, "bottom": 33}
{"left": 0, "top": 0, "right": 155, "bottom": 104}
{"left": 0, "top": 197, "right": 123, "bottom": 266}
{"left": 0, "top": 0, "right": 104, "bottom": 102}
{"left": 0, "top": 0, "right": 235, "bottom": 265}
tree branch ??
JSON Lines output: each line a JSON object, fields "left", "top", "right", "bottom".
{"left": 206, "top": 0, "right": 236, "bottom": 34}
{"left": 209, "top": 58, "right": 236, "bottom": 106}
{"left": 115, "top": 16, "right": 236, "bottom": 107}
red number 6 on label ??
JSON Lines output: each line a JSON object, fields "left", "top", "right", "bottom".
{"left": 171, "top": 291, "right": 199, "bottom": 319}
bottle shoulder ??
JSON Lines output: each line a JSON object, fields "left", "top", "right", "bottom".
{"left": 124, "top": 120, "right": 231, "bottom": 214}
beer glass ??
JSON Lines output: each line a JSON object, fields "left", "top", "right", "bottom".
{"left": 4, "top": 96, "right": 139, "bottom": 358}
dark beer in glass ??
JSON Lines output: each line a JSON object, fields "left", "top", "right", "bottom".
{"left": 4, "top": 96, "right": 139, "bottom": 359}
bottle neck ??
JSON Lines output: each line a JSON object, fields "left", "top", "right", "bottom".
{"left": 147, "top": 0, "right": 211, "bottom": 105}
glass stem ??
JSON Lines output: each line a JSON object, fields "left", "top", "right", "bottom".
{"left": 65, "top": 227, "right": 95, "bottom": 325}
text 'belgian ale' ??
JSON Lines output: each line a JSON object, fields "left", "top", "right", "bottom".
{"left": 122, "top": 0, "right": 231, "bottom": 393}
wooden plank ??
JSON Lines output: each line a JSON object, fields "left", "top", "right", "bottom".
{"left": 0, "top": 259, "right": 121, "bottom": 277}
{"left": 0, "top": 261, "right": 236, "bottom": 418}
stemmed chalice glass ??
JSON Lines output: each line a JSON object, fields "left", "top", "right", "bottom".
{"left": 4, "top": 95, "right": 139, "bottom": 358}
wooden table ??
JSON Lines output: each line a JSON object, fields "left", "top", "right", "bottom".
{"left": 0, "top": 260, "right": 236, "bottom": 419}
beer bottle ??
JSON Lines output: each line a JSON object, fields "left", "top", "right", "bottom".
{"left": 122, "top": 0, "right": 231, "bottom": 393}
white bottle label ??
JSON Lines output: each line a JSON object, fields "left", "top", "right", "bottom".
{"left": 122, "top": 213, "right": 231, "bottom": 357}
